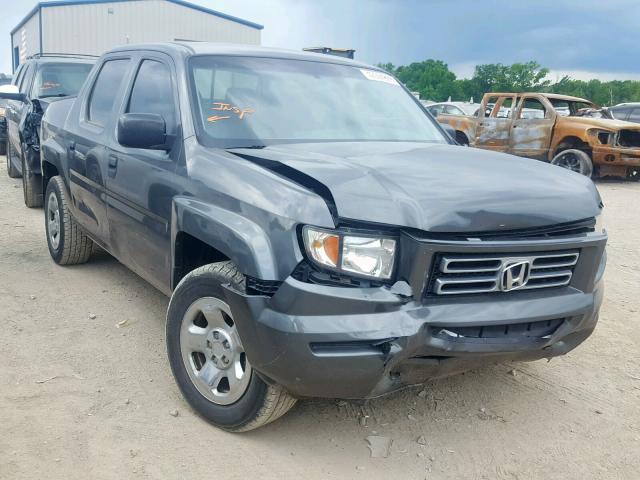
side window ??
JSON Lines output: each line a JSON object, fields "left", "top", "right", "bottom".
{"left": 519, "top": 98, "right": 547, "bottom": 119}
{"left": 444, "top": 105, "right": 463, "bottom": 115}
{"left": 87, "top": 59, "right": 130, "bottom": 126}
{"left": 12, "top": 65, "right": 24, "bottom": 87}
{"left": 127, "top": 60, "right": 176, "bottom": 133}
{"left": 629, "top": 108, "right": 640, "bottom": 123}
{"left": 428, "top": 105, "right": 444, "bottom": 116}
{"left": 19, "top": 65, "right": 34, "bottom": 94}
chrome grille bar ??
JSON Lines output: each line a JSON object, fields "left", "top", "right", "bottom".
{"left": 432, "top": 251, "right": 579, "bottom": 295}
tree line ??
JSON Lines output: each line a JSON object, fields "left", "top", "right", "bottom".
{"left": 377, "top": 60, "right": 640, "bottom": 106}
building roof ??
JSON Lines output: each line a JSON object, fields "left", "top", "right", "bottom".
{"left": 11, "top": 0, "right": 263, "bottom": 35}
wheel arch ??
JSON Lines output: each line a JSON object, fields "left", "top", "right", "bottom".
{"left": 171, "top": 197, "right": 278, "bottom": 291}
{"left": 550, "top": 135, "right": 592, "bottom": 161}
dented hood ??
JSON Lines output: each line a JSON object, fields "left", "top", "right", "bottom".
{"left": 232, "top": 142, "right": 601, "bottom": 233}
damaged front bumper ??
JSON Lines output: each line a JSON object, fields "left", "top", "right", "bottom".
{"left": 224, "top": 232, "right": 607, "bottom": 399}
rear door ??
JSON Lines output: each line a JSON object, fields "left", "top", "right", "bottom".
{"left": 473, "top": 95, "right": 516, "bottom": 153}
{"left": 105, "top": 52, "right": 180, "bottom": 292}
{"left": 67, "top": 56, "right": 132, "bottom": 242}
{"left": 509, "top": 95, "right": 556, "bottom": 160}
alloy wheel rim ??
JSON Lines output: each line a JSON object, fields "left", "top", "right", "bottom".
{"left": 47, "top": 192, "right": 61, "bottom": 250}
{"left": 179, "top": 297, "right": 251, "bottom": 405}
{"left": 557, "top": 152, "right": 582, "bottom": 173}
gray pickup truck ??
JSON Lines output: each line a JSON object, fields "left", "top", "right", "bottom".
{"left": 36, "top": 43, "right": 607, "bottom": 432}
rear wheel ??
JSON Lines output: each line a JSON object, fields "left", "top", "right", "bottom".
{"left": 6, "top": 140, "right": 21, "bottom": 178}
{"left": 44, "top": 176, "right": 93, "bottom": 265}
{"left": 166, "top": 262, "right": 296, "bottom": 432}
{"left": 21, "top": 146, "right": 43, "bottom": 208}
{"left": 551, "top": 149, "right": 593, "bottom": 177}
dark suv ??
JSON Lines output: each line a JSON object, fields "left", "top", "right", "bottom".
{"left": 2, "top": 54, "right": 94, "bottom": 206}
{"left": 38, "top": 43, "right": 607, "bottom": 432}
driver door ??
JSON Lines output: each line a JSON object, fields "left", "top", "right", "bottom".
{"left": 473, "top": 95, "right": 516, "bottom": 153}
{"left": 509, "top": 95, "right": 556, "bottom": 160}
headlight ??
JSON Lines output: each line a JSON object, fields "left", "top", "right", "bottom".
{"left": 303, "top": 226, "right": 397, "bottom": 279}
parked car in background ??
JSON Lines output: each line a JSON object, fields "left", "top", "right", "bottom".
{"left": 427, "top": 101, "right": 481, "bottom": 118}
{"left": 0, "top": 76, "right": 11, "bottom": 156}
{"left": 0, "top": 54, "right": 94, "bottom": 207}
{"left": 437, "top": 92, "right": 640, "bottom": 179}
{"left": 609, "top": 103, "right": 640, "bottom": 124}
{"left": 40, "top": 43, "right": 606, "bottom": 432}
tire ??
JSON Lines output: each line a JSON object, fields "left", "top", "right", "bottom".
{"left": 551, "top": 149, "right": 593, "bottom": 177}
{"left": 21, "top": 146, "right": 43, "bottom": 208}
{"left": 44, "top": 176, "right": 93, "bottom": 265}
{"left": 6, "top": 140, "right": 21, "bottom": 179}
{"left": 0, "top": 138, "right": 6, "bottom": 156}
{"left": 455, "top": 131, "right": 469, "bottom": 146}
{"left": 166, "top": 261, "right": 296, "bottom": 432}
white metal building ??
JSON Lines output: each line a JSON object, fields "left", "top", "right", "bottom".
{"left": 10, "top": 0, "right": 263, "bottom": 72}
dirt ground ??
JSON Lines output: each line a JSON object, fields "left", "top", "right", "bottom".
{"left": 0, "top": 160, "right": 638, "bottom": 480}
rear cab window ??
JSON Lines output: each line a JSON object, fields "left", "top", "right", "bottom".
{"left": 32, "top": 62, "right": 93, "bottom": 99}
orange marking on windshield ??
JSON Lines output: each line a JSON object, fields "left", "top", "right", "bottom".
{"left": 211, "top": 102, "right": 255, "bottom": 120}
{"left": 207, "top": 115, "right": 231, "bottom": 123}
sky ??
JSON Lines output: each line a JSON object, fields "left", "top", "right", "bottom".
{"left": 2, "top": 0, "right": 640, "bottom": 81}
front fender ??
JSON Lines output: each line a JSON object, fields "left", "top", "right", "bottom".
{"left": 172, "top": 197, "right": 280, "bottom": 289}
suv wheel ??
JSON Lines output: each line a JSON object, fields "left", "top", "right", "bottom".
{"left": 6, "top": 140, "right": 21, "bottom": 178}
{"left": 44, "top": 176, "right": 93, "bottom": 265}
{"left": 166, "top": 261, "right": 296, "bottom": 432}
{"left": 22, "top": 145, "right": 43, "bottom": 207}
{"left": 551, "top": 149, "right": 593, "bottom": 177}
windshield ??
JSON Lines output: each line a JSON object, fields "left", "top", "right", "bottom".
{"left": 188, "top": 56, "right": 447, "bottom": 148}
{"left": 33, "top": 63, "right": 93, "bottom": 98}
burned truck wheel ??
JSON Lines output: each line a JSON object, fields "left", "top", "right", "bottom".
{"left": 21, "top": 146, "right": 43, "bottom": 208}
{"left": 551, "top": 149, "right": 593, "bottom": 177}
{"left": 6, "top": 141, "right": 22, "bottom": 179}
{"left": 455, "top": 131, "right": 469, "bottom": 146}
{"left": 166, "top": 261, "right": 296, "bottom": 432}
{"left": 44, "top": 176, "right": 94, "bottom": 265}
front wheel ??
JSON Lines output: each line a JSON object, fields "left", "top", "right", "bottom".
{"left": 551, "top": 149, "right": 593, "bottom": 177}
{"left": 22, "top": 146, "right": 43, "bottom": 207}
{"left": 166, "top": 262, "right": 296, "bottom": 432}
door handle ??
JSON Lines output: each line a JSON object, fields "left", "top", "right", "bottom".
{"left": 108, "top": 154, "right": 118, "bottom": 177}
{"left": 69, "top": 141, "right": 75, "bottom": 151}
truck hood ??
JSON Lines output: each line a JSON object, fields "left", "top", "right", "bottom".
{"left": 558, "top": 116, "right": 640, "bottom": 130}
{"left": 230, "top": 142, "right": 601, "bottom": 233}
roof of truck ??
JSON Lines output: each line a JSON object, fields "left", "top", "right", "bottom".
{"left": 107, "top": 42, "right": 378, "bottom": 69}
{"left": 487, "top": 92, "right": 592, "bottom": 104}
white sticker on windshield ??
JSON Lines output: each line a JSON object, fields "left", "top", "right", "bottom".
{"left": 360, "top": 69, "right": 399, "bottom": 86}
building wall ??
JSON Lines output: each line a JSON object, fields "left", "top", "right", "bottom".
{"left": 11, "top": 10, "right": 41, "bottom": 69}
{"left": 41, "top": 0, "right": 261, "bottom": 56}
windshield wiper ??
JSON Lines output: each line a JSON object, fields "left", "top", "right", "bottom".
{"left": 225, "top": 145, "right": 266, "bottom": 150}
{"left": 39, "top": 93, "right": 69, "bottom": 99}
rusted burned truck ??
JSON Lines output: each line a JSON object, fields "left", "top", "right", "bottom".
{"left": 438, "top": 92, "right": 640, "bottom": 179}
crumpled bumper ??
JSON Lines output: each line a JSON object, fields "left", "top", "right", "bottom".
{"left": 224, "top": 274, "right": 604, "bottom": 399}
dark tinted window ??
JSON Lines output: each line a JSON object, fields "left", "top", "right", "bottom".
{"left": 127, "top": 60, "right": 176, "bottom": 132}
{"left": 88, "top": 59, "right": 130, "bottom": 125}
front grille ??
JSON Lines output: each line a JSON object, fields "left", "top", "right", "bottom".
{"left": 433, "top": 318, "right": 564, "bottom": 341}
{"left": 617, "top": 129, "right": 640, "bottom": 148}
{"left": 430, "top": 250, "right": 579, "bottom": 295}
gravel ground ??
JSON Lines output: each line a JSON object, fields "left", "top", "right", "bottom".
{"left": 1, "top": 161, "right": 638, "bottom": 480}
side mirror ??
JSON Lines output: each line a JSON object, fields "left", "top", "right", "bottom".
{"left": 0, "top": 84, "right": 27, "bottom": 102}
{"left": 439, "top": 122, "right": 457, "bottom": 142}
{"left": 117, "top": 113, "right": 171, "bottom": 150}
